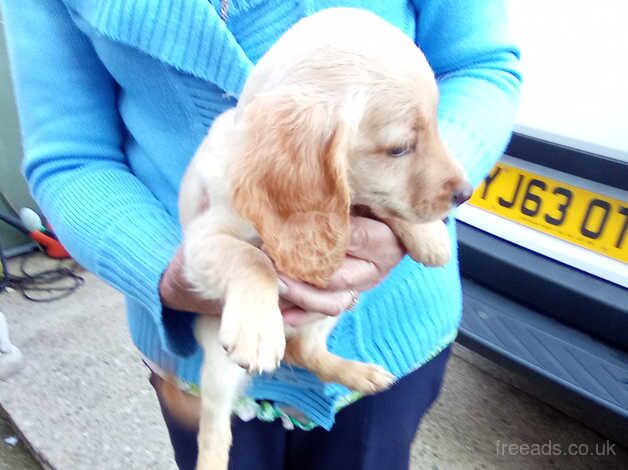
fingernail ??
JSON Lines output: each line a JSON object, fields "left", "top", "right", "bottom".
{"left": 278, "top": 279, "right": 289, "bottom": 295}
{"left": 349, "top": 225, "right": 365, "bottom": 251}
{"left": 349, "top": 229, "right": 359, "bottom": 251}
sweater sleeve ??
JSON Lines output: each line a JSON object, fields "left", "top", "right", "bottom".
{"left": 414, "top": 0, "right": 522, "bottom": 185}
{"left": 1, "top": 0, "right": 189, "bottom": 355}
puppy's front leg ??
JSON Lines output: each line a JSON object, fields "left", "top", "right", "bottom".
{"left": 184, "top": 215, "right": 286, "bottom": 373}
{"left": 184, "top": 214, "right": 285, "bottom": 470}
{"left": 386, "top": 218, "right": 451, "bottom": 267}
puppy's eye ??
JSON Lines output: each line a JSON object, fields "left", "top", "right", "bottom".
{"left": 388, "top": 144, "right": 415, "bottom": 158}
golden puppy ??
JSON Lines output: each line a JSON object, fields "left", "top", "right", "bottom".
{"left": 178, "top": 8, "right": 472, "bottom": 470}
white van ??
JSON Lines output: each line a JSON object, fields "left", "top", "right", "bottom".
{"left": 456, "top": 0, "right": 627, "bottom": 444}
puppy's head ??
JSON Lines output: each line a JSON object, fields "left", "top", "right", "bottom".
{"left": 230, "top": 11, "right": 471, "bottom": 286}
{"left": 348, "top": 65, "right": 473, "bottom": 224}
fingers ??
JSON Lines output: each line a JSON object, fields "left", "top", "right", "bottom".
{"left": 325, "top": 256, "right": 379, "bottom": 291}
{"left": 278, "top": 276, "right": 357, "bottom": 316}
{"left": 276, "top": 217, "right": 404, "bottom": 315}
{"left": 273, "top": 217, "right": 404, "bottom": 319}
{"left": 281, "top": 308, "right": 326, "bottom": 327}
{"left": 278, "top": 297, "right": 294, "bottom": 311}
{"left": 280, "top": 298, "right": 338, "bottom": 327}
{"left": 347, "top": 216, "right": 404, "bottom": 274}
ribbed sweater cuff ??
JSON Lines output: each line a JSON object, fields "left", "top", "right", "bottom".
{"left": 437, "top": 79, "right": 519, "bottom": 187}
{"left": 438, "top": 115, "right": 493, "bottom": 187}
{"left": 95, "top": 212, "right": 191, "bottom": 357}
{"left": 35, "top": 166, "right": 187, "bottom": 356}
{"left": 95, "top": 213, "right": 175, "bottom": 308}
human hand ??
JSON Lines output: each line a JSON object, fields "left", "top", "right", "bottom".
{"left": 160, "top": 216, "right": 405, "bottom": 324}
{"left": 279, "top": 216, "right": 405, "bottom": 326}
{"left": 159, "top": 245, "right": 223, "bottom": 316}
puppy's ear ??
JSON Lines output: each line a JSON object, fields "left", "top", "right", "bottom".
{"left": 230, "top": 92, "right": 351, "bottom": 287}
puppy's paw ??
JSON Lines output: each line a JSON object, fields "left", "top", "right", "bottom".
{"left": 409, "top": 221, "right": 451, "bottom": 267}
{"left": 220, "top": 294, "right": 285, "bottom": 374}
{"left": 339, "top": 362, "right": 395, "bottom": 395}
{"left": 417, "top": 234, "right": 451, "bottom": 267}
{"left": 386, "top": 218, "right": 451, "bottom": 267}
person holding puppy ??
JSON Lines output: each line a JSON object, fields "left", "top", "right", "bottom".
{"left": 2, "top": 1, "right": 521, "bottom": 469}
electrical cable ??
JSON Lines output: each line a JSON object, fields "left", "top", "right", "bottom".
{"left": 0, "top": 212, "right": 29, "bottom": 234}
{"left": 1, "top": 192, "right": 82, "bottom": 301}
{"left": 0, "top": 244, "right": 84, "bottom": 302}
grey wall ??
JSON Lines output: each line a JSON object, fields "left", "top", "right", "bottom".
{"left": 0, "top": 10, "right": 36, "bottom": 251}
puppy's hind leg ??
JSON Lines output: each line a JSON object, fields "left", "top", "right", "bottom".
{"left": 285, "top": 316, "right": 395, "bottom": 394}
{"left": 195, "top": 315, "right": 248, "bottom": 470}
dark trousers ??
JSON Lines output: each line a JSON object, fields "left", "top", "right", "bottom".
{"left": 151, "top": 346, "right": 451, "bottom": 470}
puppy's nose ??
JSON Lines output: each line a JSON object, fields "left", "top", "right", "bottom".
{"left": 451, "top": 181, "right": 473, "bottom": 207}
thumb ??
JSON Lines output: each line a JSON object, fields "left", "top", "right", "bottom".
{"left": 347, "top": 216, "right": 398, "bottom": 257}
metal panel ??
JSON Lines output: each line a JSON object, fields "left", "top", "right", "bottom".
{"left": 0, "top": 15, "right": 36, "bottom": 252}
{"left": 457, "top": 221, "right": 628, "bottom": 347}
{"left": 511, "top": 0, "right": 628, "bottom": 159}
{"left": 459, "top": 278, "right": 628, "bottom": 445}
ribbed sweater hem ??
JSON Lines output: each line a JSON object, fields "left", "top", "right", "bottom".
{"left": 127, "top": 222, "right": 463, "bottom": 429}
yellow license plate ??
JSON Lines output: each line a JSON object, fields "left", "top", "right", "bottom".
{"left": 469, "top": 162, "right": 628, "bottom": 263}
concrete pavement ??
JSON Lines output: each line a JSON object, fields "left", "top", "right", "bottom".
{"left": 0, "top": 253, "right": 626, "bottom": 469}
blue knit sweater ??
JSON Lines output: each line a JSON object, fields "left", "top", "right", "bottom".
{"left": 2, "top": 0, "right": 521, "bottom": 429}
